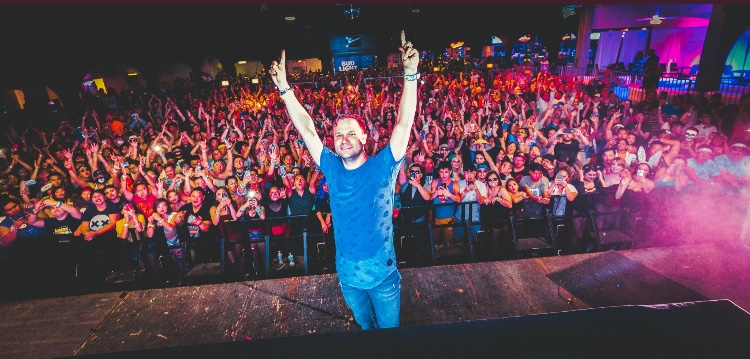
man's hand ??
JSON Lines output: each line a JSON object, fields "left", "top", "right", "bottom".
{"left": 400, "top": 31, "right": 419, "bottom": 74}
{"left": 269, "top": 50, "right": 290, "bottom": 90}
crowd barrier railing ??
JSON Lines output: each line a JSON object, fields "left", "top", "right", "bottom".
{"left": 4, "top": 186, "right": 747, "bottom": 297}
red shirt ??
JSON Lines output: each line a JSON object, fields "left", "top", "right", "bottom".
{"left": 132, "top": 194, "right": 157, "bottom": 218}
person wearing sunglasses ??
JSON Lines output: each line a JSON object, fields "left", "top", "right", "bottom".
{"left": 479, "top": 170, "right": 513, "bottom": 260}
{"left": 398, "top": 163, "right": 431, "bottom": 266}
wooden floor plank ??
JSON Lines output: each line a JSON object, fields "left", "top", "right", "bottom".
{"left": 0, "top": 292, "right": 125, "bottom": 359}
{"left": 2, "top": 243, "right": 749, "bottom": 358}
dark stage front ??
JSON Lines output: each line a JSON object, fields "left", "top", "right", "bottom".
{"left": 73, "top": 299, "right": 750, "bottom": 359}
{"left": 1, "top": 243, "right": 749, "bottom": 359}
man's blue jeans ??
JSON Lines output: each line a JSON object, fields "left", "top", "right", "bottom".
{"left": 339, "top": 269, "right": 401, "bottom": 330}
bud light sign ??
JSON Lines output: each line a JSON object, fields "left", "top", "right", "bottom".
{"left": 333, "top": 55, "right": 375, "bottom": 73}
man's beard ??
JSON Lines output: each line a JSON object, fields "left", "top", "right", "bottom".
{"left": 336, "top": 143, "right": 364, "bottom": 164}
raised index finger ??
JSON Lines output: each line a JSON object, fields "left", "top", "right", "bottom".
{"left": 400, "top": 30, "right": 406, "bottom": 47}
{"left": 280, "top": 50, "right": 286, "bottom": 64}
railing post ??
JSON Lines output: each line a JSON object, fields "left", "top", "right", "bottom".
{"left": 427, "top": 222, "right": 436, "bottom": 266}
{"left": 303, "top": 229, "right": 309, "bottom": 276}
{"left": 467, "top": 203, "right": 475, "bottom": 263}
{"left": 219, "top": 237, "right": 225, "bottom": 282}
{"left": 264, "top": 234, "right": 270, "bottom": 278}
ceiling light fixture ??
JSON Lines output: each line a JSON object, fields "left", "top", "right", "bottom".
{"left": 344, "top": 4, "right": 360, "bottom": 20}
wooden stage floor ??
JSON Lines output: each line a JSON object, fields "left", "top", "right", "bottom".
{"left": 2, "top": 242, "right": 749, "bottom": 359}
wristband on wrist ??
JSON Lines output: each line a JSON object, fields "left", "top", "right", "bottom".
{"left": 404, "top": 73, "right": 420, "bottom": 81}
{"left": 279, "top": 87, "right": 292, "bottom": 96}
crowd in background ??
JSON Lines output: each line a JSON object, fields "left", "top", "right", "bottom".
{"left": 1, "top": 62, "right": 749, "bottom": 293}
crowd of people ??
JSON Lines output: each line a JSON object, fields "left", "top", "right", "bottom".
{"left": 1, "top": 58, "right": 749, "bottom": 294}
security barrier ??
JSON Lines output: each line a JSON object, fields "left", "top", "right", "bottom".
{"left": 3, "top": 186, "right": 748, "bottom": 299}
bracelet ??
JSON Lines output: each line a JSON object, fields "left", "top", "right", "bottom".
{"left": 404, "top": 73, "right": 420, "bottom": 81}
{"left": 279, "top": 87, "right": 292, "bottom": 96}
{"left": 147, "top": 223, "right": 154, "bottom": 228}
{"left": 123, "top": 223, "right": 129, "bottom": 227}
{"left": 57, "top": 200, "right": 63, "bottom": 207}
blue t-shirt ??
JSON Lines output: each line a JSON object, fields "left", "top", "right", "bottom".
{"left": 319, "top": 143, "right": 403, "bottom": 289}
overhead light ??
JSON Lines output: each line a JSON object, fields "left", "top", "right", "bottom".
{"left": 238, "top": 60, "right": 247, "bottom": 65}
{"left": 562, "top": 5, "right": 576, "bottom": 19}
{"left": 412, "top": 8, "right": 420, "bottom": 13}
{"left": 285, "top": 16, "right": 296, "bottom": 21}
{"left": 127, "top": 73, "right": 138, "bottom": 76}
{"left": 650, "top": 17, "right": 663, "bottom": 25}
{"left": 221, "top": 80, "right": 230, "bottom": 87}
{"left": 251, "top": 78, "right": 259, "bottom": 84}
{"left": 344, "top": 5, "right": 360, "bottom": 20}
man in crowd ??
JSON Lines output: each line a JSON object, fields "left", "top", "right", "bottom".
{"left": 268, "top": 30, "right": 419, "bottom": 330}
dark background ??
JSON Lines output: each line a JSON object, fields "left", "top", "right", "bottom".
{"left": 0, "top": 4, "right": 578, "bottom": 84}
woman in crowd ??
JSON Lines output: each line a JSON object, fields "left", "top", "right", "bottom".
{"left": 480, "top": 170, "right": 513, "bottom": 259}
{"left": 238, "top": 190, "right": 266, "bottom": 277}
{"left": 146, "top": 199, "right": 184, "bottom": 286}
{"left": 211, "top": 186, "right": 242, "bottom": 277}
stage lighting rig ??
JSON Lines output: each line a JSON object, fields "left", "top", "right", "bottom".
{"left": 344, "top": 4, "right": 360, "bottom": 20}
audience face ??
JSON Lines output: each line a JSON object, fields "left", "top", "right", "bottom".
{"left": 506, "top": 179, "right": 520, "bottom": 193}
{"left": 694, "top": 149, "right": 713, "bottom": 164}
{"left": 450, "top": 156, "right": 462, "bottom": 170}
{"left": 438, "top": 166, "right": 451, "bottom": 181}
{"left": 167, "top": 191, "right": 181, "bottom": 205}
{"left": 190, "top": 190, "right": 205, "bottom": 208}
{"left": 269, "top": 186, "right": 282, "bottom": 202}
{"left": 529, "top": 169, "right": 543, "bottom": 182}
{"left": 423, "top": 158, "right": 435, "bottom": 174}
{"left": 135, "top": 183, "right": 150, "bottom": 199}
{"left": 486, "top": 172, "right": 500, "bottom": 188}
{"left": 104, "top": 187, "right": 119, "bottom": 201}
{"left": 2, "top": 201, "right": 22, "bottom": 218}
{"left": 474, "top": 153, "right": 486, "bottom": 165}
{"left": 601, "top": 150, "right": 616, "bottom": 167}
{"left": 91, "top": 192, "right": 106, "bottom": 207}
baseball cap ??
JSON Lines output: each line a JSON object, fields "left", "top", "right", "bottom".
{"left": 438, "top": 144, "right": 449, "bottom": 150}
{"left": 128, "top": 135, "right": 138, "bottom": 141}
{"left": 474, "top": 138, "right": 488, "bottom": 145}
{"left": 730, "top": 143, "right": 747, "bottom": 149}
{"left": 476, "top": 163, "right": 490, "bottom": 171}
